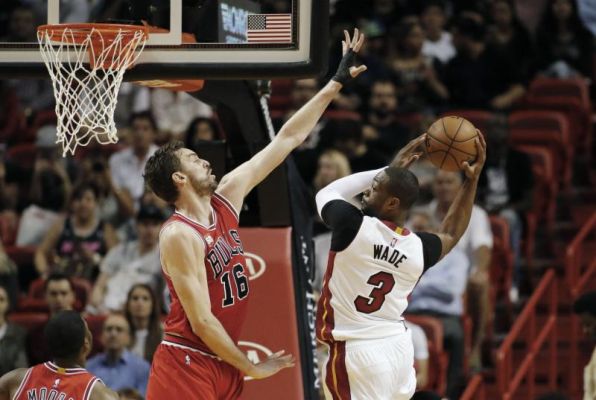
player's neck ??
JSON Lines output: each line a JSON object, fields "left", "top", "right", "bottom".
{"left": 175, "top": 191, "right": 213, "bottom": 226}
{"left": 53, "top": 358, "right": 84, "bottom": 369}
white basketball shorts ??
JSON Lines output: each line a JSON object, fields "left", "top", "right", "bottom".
{"left": 321, "top": 329, "right": 417, "bottom": 400}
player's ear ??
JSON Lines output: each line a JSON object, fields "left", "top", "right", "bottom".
{"left": 386, "top": 196, "right": 400, "bottom": 211}
{"left": 172, "top": 171, "right": 186, "bottom": 185}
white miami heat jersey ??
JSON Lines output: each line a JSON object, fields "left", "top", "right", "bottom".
{"left": 317, "top": 215, "right": 430, "bottom": 343}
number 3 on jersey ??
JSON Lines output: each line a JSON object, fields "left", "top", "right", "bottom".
{"left": 354, "top": 271, "right": 395, "bottom": 313}
{"left": 221, "top": 263, "right": 249, "bottom": 307}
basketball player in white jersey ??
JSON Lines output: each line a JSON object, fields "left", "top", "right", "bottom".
{"left": 315, "top": 133, "right": 487, "bottom": 399}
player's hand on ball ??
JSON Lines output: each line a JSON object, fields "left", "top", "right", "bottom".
{"left": 247, "top": 350, "right": 295, "bottom": 379}
{"left": 392, "top": 134, "right": 426, "bottom": 169}
{"left": 461, "top": 130, "right": 487, "bottom": 181}
{"left": 332, "top": 28, "right": 367, "bottom": 84}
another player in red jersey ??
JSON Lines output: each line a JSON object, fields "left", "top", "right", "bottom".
{"left": 142, "top": 29, "right": 368, "bottom": 400}
{"left": 0, "top": 311, "right": 117, "bottom": 400}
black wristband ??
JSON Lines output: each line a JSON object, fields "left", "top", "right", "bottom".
{"left": 332, "top": 49, "right": 356, "bottom": 85}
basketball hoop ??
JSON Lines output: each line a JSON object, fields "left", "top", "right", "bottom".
{"left": 37, "top": 23, "right": 148, "bottom": 156}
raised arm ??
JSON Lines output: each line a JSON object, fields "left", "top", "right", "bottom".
{"left": 217, "top": 29, "right": 368, "bottom": 212}
{"left": 160, "top": 223, "right": 294, "bottom": 379}
{"left": 435, "top": 132, "right": 487, "bottom": 259}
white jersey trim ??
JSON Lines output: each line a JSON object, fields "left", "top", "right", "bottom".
{"left": 11, "top": 368, "right": 32, "bottom": 400}
{"left": 161, "top": 340, "right": 223, "bottom": 361}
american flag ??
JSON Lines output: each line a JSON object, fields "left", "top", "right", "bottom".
{"left": 246, "top": 14, "right": 292, "bottom": 43}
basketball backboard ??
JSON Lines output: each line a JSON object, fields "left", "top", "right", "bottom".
{"left": 0, "top": 0, "right": 328, "bottom": 79}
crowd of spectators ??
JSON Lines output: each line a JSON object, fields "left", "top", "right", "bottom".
{"left": 0, "top": 0, "right": 594, "bottom": 399}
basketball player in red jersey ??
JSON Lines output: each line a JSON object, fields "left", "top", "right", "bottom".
{"left": 142, "top": 29, "right": 368, "bottom": 399}
{"left": 0, "top": 311, "right": 117, "bottom": 400}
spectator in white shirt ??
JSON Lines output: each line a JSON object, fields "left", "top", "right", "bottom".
{"left": 425, "top": 170, "right": 493, "bottom": 371}
{"left": 109, "top": 112, "right": 159, "bottom": 209}
{"left": 88, "top": 205, "right": 163, "bottom": 314}
{"left": 404, "top": 321, "right": 430, "bottom": 389}
{"left": 420, "top": 0, "right": 456, "bottom": 64}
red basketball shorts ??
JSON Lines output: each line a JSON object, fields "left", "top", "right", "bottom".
{"left": 146, "top": 342, "right": 244, "bottom": 400}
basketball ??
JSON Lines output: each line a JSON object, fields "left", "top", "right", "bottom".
{"left": 425, "top": 116, "right": 479, "bottom": 172}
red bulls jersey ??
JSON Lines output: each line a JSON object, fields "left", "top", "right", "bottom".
{"left": 160, "top": 192, "right": 249, "bottom": 356}
{"left": 13, "top": 362, "right": 101, "bottom": 400}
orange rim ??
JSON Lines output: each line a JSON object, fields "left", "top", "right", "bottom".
{"left": 37, "top": 23, "right": 149, "bottom": 45}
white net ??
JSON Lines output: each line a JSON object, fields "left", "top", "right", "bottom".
{"left": 37, "top": 25, "right": 147, "bottom": 156}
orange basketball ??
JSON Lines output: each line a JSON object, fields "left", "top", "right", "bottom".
{"left": 425, "top": 116, "right": 478, "bottom": 172}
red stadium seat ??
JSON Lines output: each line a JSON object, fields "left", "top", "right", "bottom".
{"left": 269, "top": 79, "right": 295, "bottom": 112}
{"left": 0, "top": 212, "right": 19, "bottom": 246}
{"left": 508, "top": 110, "right": 572, "bottom": 188}
{"left": 525, "top": 78, "right": 592, "bottom": 156}
{"left": 394, "top": 112, "right": 423, "bottom": 132}
{"left": 4, "top": 245, "right": 36, "bottom": 268}
{"left": 529, "top": 77, "right": 591, "bottom": 112}
{"left": 487, "top": 216, "right": 514, "bottom": 349}
{"left": 85, "top": 314, "right": 107, "bottom": 356}
{"left": 5, "top": 143, "right": 37, "bottom": 171}
{"left": 405, "top": 315, "right": 448, "bottom": 395}
{"left": 489, "top": 216, "right": 514, "bottom": 303}
{"left": 439, "top": 110, "right": 495, "bottom": 133}
{"left": 7, "top": 312, "right": 48, "bottom": 332}
{"left": 515, "top": 145, "right": 558, "bottom": 247}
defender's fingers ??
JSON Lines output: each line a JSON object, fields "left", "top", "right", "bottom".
{"left": 351, "top": 28, "right": 359, "bottom": 47}
{"left": 343, "top": 30, "right": 351, "bottom": 47}
{"left": 354, "top": 31, "right": 365, "bottom": 52}
{"left": 350, "top": 65, "right": 367, "bottom": 77}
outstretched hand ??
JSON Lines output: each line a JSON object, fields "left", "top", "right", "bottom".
{"left": 332, "top": 28, "right": 367, "bottom": 85}
{"left": 247, "top": 350, "right": 295, "bottom": 380}
{"left": 461, "top": 130, "right": 487, "bottom": 180}
{"left": 391, "top": 134, "right": 426, "bottom": 169}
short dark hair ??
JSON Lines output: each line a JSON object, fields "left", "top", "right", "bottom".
{"left": 44, "top": 273, "right": 74, "bottom": 292}
{"left": 143, "top": 141, "right": 184, "bottom": 204}
{"left": 44, "top": 310, "right": 86, "bottom": 360}
{"left": 384, "top": 167, "right": 420, "bottom": 210}
{"left": 70, "top": 182, "right": 100, "bottom": 203}
{"left": 420, "top": 0, "right": 446, "bottom": 14}
{"left": 454, "top": 15, "right": 486, "bottom": 42}
{"left": 573, "top": 291, "right": 596, "bottom": 317}
{"left": 130, "top": 111, "right": 158, "bottom": 132}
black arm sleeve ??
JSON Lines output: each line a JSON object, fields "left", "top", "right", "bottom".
{"left": 416, "top": 232, "right": 443, "bottom": 270}
{"left": 320, "top": 200, "right": 364, "bottom": 252}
